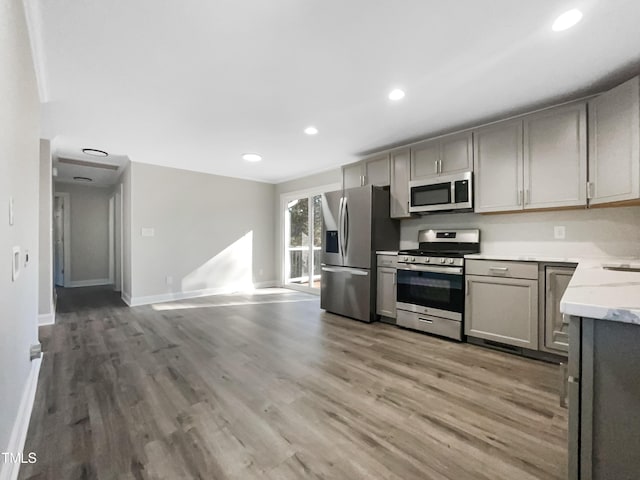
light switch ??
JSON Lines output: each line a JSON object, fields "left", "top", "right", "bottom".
{"left": 554, "top": 226, "right": 566, "bottom": 240}
{"left": 141, "top": 227, "right": 155, "bottom": 237}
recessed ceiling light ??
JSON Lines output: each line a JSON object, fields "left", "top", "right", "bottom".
{"left": 82, "top": 148, "right": 109, "bottom": 157}
{"left": 304, "top": 126, "right": 318, "bottom": 135}
{"left": 388, "top": 89, "right": 406, "bottom": 101}
{"left": 552, "top": 9, "right": 583, "bottom": 32}
{"left": 73, "top": 176, "right": 93, "bottom": 182}
{"left": 242, "top": 153, "right": 262, "bottom": 162}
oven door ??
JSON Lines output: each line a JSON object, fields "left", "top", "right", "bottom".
{"left": 396, "top": 265, "right": 464, "bottom": 321}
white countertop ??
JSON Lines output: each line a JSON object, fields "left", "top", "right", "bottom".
{"left": 376, "top": 251, "right": 398, "bottom": 255}
{"left": 560, "top": 258, "right": 640, "bottom": 325}
{"left": 465, "top": 253, "right": 580, "bottom": 263}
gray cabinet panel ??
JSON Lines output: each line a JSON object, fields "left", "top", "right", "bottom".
{"left": 410, "top": 139, "right": 440, "bottom": 179}
{"left": 440, "top": 131, "right": 473, "bottom": 175}
{"left": 376, "top": 267, "right": 396, "bottom": 318}
{"left": 524, "top": 103, "right": 587, "bottom": 209}
{"left": 364, "top": 154, "right": 390, "bottom": 186}
{"left": 465, "top": 274, "right": 538, "bottom": 349}
{"left": 410, "top": 132, "right": 473, "bottom": 180}
{"left": 474, "top": 120, "right": 524, "bottom": 213}
{"left": 342, "top": 162, "right": 363, "bottom": 189}
{"left": 544, "top": 266, "right": 575, "bottom": 353}
{"left": 390, "top": 148, "right": 412, "bottom": 218}
{"left": 588, "top": 76, "right": 640, "bottom": 205}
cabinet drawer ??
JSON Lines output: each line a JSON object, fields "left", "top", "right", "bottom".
{"left": 396, "top": 309, "right": 462, "bottom": 341}
{"left": 377, "top": 255, "right": 397, "bottom": 268}
{"left": 465, "top": 259, "right": 538, "bottom": 280}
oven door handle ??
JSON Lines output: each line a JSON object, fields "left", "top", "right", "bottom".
{"left": 397, "top": 265, "right": 463, "bottom": 275}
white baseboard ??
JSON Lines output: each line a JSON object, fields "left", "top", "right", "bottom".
{"left": 127, "top": 280, "right": 279, "bottom": 307}
{"left": 67, "top": 278, "right": 111, "bottom": 288}
{"left": 121, "top": 291, "right": 132, "bottom": 306}
{"left": 37, "top": 312, "right": 55, "bottom": 326}
{"left": 0, "top": 357, "right": 42, "bottom": 480}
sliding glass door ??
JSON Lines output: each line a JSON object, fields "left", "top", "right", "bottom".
{"left": 284, "top": 194, "right": 322, "bottom": 292}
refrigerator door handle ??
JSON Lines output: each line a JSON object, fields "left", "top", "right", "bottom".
{"left": 343, "top": 197, "right": 350, "bottom": 256}
{"left": 338, "top": 197, "right": 344, "bottom": 257}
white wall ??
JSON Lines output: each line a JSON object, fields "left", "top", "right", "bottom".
{"left": 38, "top": 139, "right": 54, "bottom": 323}
{"left": 128, "top": 162, "right": 276, "bottom": 304}
{"left": 54, "top": 183, "right": 111, "bottom": 285}
{"left": 401, "top": 206, "right": 640, "bottom": 258}
{"left": 119, "top": 162, "right": 132, "bottom": 301}
{"left": 0, "top": 0, "right": 41, "bottom": 473}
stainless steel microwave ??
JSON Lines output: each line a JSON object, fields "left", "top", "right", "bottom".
{"left": 409, "top": 171, "right": 473, "bottom": 214}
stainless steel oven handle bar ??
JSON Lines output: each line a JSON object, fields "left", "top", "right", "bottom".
{"left": 397, "top": 265, "right": 463, "bottom": 275}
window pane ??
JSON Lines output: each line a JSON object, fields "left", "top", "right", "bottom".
{"left": 287, "top": 198, "right": 309, "bottom": 248}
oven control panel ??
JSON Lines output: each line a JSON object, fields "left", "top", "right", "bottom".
{"left": 398, "top": 256, "right": 464, "bottom": 267}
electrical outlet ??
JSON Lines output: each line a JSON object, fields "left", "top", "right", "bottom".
{"left": 554, "top": 226, "right": 566, "bottom": 240}
{"left": 141, "top": 227, "right": 155, "bottom": 237}
{"left": 166, "top": 276, "right": 173, "bottom": 286}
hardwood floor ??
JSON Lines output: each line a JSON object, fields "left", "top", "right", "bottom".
{"left": 21, "top": 287, "right": 567, "bottom": 480}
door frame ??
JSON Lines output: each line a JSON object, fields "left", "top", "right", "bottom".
{"left": 54, "top": 192, "right": 71, "bottom": 288}
{"left": 279, "top": 183, "right": 340, "bottom": 294}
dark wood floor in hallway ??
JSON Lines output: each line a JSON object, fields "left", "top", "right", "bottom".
{"left": 21, "top": 287, "right": 567, "bottom": 480}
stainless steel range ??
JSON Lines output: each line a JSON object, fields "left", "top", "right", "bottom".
{"left": 396, "top": 229, "right": 480, "bottom": 341}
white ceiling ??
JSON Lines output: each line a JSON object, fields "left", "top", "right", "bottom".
{"left": 52, "top": 144, "right": 129, "bottom": 187}
{"left": 29, "top": 0, "right": 640, "bottom": 183}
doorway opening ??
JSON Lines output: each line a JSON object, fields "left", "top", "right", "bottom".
{"left": 53, "top": 192, "right": 70, "bottom": 287}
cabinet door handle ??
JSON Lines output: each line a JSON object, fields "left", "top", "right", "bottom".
{"left": 418, "top": 318, "right": 433, "bottom": 324}
{"left": 439, "top": 159, "right": 443, "bottom": 174}
{"left": 586, "top": 181, "right": 595, "bottom": 199}
{"left": 517, "top": 190, "right": 523, "bottom": 206}
{"left": 466, "top": 279, "right": 470, "bottom": 295}
{"left": 489, "top": 267, "right": 509, "bottom": 272}
{"left": 434, "top": 160, "right": 439, "bottom": 174}
{"left": 525, "top": 189, "right": 530, "bottom": 205}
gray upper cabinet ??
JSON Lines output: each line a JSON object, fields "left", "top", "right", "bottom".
{"left": 474, "top": 120, "right": 524, "bottom": 213}
{"left": 364, "top": 154, "right": 390, "bottom": 186}
{"left": 543, "top": 266, "right": 575, "bottom": 354}
{"left": 524, "top": 103, "right": 587, "bottom": 210}
{"left": 440, "top": 131, "right": 473, "bottom": 175}
{"left": 588, "top": 76, "right": 640, "bottom": 205}
{"left": 342, "top": 162, "right": 363, "bottom": 189}
{"left": 342, "top": 154, "right": 390, "bottom": 190}
{"left": 390, "top": 148, "right": 412, "bottom": 218}
{"left": 410, "top": 131, "right": 472, "bottom": 180}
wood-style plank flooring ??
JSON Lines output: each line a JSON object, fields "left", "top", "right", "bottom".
{"left": 20, "top": 287, "right": 567, "bottom": 480}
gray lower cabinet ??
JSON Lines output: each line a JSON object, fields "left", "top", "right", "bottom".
{"left": 389, "top": 148, "right": 412, "bottom": 219}
{"left": 465, "top": 260, "right": 539, "bottom": 349}
{"left": 376, "top": 266, "right": 396, "bottom": 319}
{"left": 568, "top": 316, "right": 640, "bottom": 479}
{"left": 543, "top": 266, "right": 575, "bottom": 354}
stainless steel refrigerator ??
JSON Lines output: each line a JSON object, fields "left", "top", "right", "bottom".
{"left": 320, "top": 185, "right": 399, "bottom": 322}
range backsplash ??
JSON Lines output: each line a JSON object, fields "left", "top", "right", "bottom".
{"left": 400, "top": 205, "right": 640, "bottom": 258}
